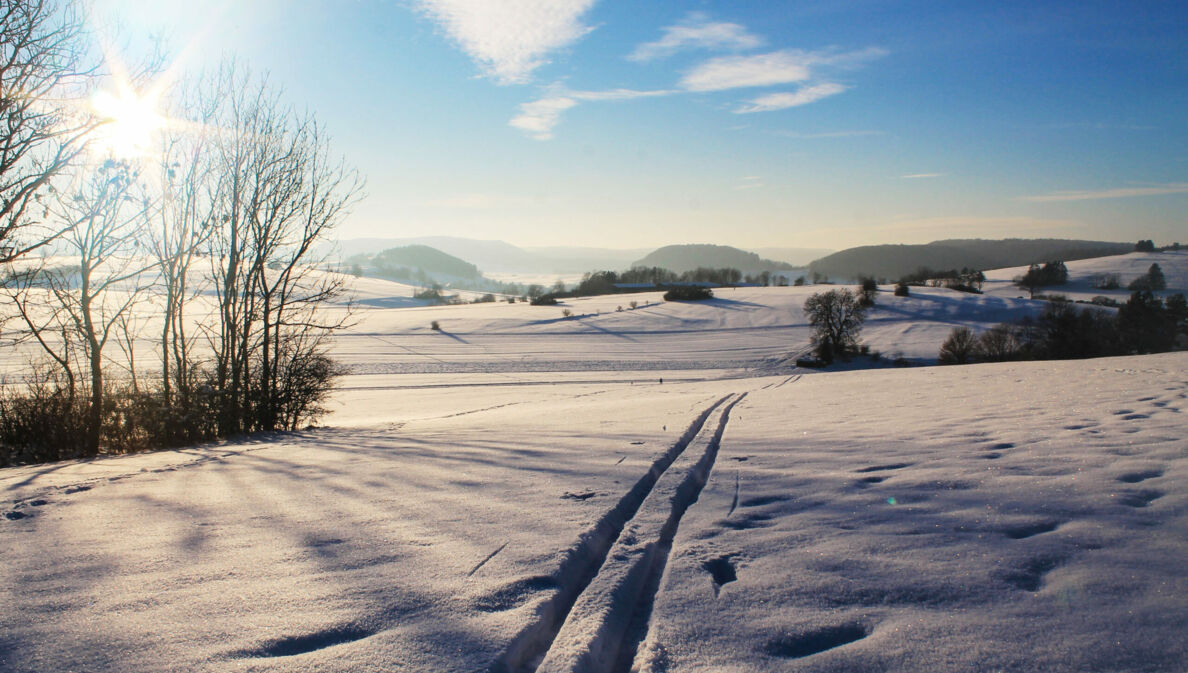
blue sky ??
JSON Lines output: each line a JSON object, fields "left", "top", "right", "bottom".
{"left": 93, "top": 0, "right": 1187, "bottom": 250}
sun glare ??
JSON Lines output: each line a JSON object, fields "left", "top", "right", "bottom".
{"left": 91, "top": 87, "right": 165, "bottom": 158}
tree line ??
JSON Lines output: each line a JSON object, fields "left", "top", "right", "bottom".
{"left": 0, "top": 1, "right": 361, "bottom": 465}
{"left": 940, "top": 291, "right": 1187, "bottom": 365}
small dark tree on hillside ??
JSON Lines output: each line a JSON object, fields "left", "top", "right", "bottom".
{"left": 1090, "top": 272, "right": 1120, "bottom": 289}
{"left": 976, "top": 324, "right": 1022, "bottom": 362}
{"left": 1037, "top": 301, "right": 1118, "bottom": 359}
{"left": 1128, "top": 263, "right": 1166, "bottom": 291}
{"left": 1016, "top": 264, "right": 1042, "bottom": 298}
{"left": 1135, "top": 240, "right": 1156, "bottom": 252}
{"left": 803, "top": 289, "right": 866, "bottom": 363}
{"left": 1167, "top": 293, "right": 1188, "bottom": 333}
{"left": 857, "top": 277, "right": 878, "bottom": 306}
{"left": 938, "top": 327, "right": 977, "bottom": 365}
{"left": 664, "top": 286, "right": 713, "bottom": 301}
{"left": 1117, "top": 291, "right": 1175, "bottom": 353}
{"left": 1016, "top": 261, "right": 1068, "bottom": 298}
{"left": 1149, "top": 263, "right": 1166, "bottom": 290}
{"left": 576, "top": 270, "right": 618, "bottom": 295}
{"left": 894, "top": 281, "right": 909, "bottom": 297}
{"left": 1043, "top": 261, "right": 1068, "bottom": 284}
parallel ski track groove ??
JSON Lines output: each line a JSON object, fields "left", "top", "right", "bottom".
{"left": 488, "top": 394, "right": 735, "bottom": 673}
{"left": 531, "top": 394, "right": 746, "bottom": 673}
{"left": 609, "top": 394, "right": 746, "bottom": 673}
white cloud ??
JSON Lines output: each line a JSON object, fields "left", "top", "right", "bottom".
{"left": 509, "top": 87, "right": 673, "bottom": 139}
{"left": 734, "top": 176, "right": 764, "bottom": 190}
{"left": 680, "top": 47, "right": 885, "bottom": 92}
{"left": 569, "top": 88, "right": 675, "bottom": 102}
{"left": 629, "top": 12, "right": 762, "bottom": 62}
{"left": 1020, "top": 183, "right": 1188, "bottom": 202}
{"left": 734, "top": 83, "right": 847, "bottom": 113}
{"left": 412, "top": 0, "right": 598, "bottom": 84}
{"left": 901, "top": 173, "right": 945, "bottom": 179}
{"left": 508, "top": 96, "right": 578, "bottom": 140}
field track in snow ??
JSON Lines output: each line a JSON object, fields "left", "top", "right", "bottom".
{"left": 491, "top": 393, "right": 744, "bottom": 673}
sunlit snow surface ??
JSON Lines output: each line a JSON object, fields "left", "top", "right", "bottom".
{"left": 1, "top": 252, "right": 1186, "bottom": 672}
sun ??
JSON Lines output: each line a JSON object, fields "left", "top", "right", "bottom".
{"left": 90, "top": 86, "right": 166, "bottom": 159}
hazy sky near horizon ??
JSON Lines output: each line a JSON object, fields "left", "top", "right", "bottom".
{"left": 94, "top": 0, "right": 1186, "bottom": 250}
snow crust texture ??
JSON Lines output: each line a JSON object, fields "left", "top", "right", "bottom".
{"left": 3, "top": 353, "right": 1186, "bottom": 672}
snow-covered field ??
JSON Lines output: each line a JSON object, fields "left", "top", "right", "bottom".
{"left": 982, "top": 250, "right": 1187, "bottom": 303}
{"left": 2, "top": 251, "right": 1186, "bottom": 672}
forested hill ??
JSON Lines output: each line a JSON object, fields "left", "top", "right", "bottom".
{"left": 632, "top": 244, "right": 798, "bottom": 273}
{"left": 808, "top": 238, "right": 1134, "bottom": 280}
{"left": 363, "top": 245, "right": 481, "bottom": 279}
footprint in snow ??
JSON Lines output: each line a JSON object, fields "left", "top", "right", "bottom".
{"left": 1116, "top": 468, "right": 1163, "bottom": 483}
{"left": 854, "top": 462, "right": 913, "bottom": 473}
{"left": 999, "top": 555, "right": 1064, "bottom": 592}
{"left": 1117, "top": 489, "right": 1163, "bottom": 508}
{"left": 1001, "top": 520, "right": 1060, "bottom": 539}
{"left": 475, "top": 576, "right": 557, "bottom": 612}
{"left": 764, "top": 623, "right": 870, "bottom": 659}
{"left": 561, "top": 490, "right": 598, "bottom": 501}
{"left": 702, "top": 555, "right": 738, "bottom": 597}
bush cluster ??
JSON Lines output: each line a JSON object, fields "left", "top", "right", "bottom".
{"left": 664, "top": 286, "right": 714, "bottom": 301}
{"left": 1128, "top": 263, "right": 1166, "bottom": 291}
{"left": 900, "top": 267, "right": 985, "bottom": 290}
{"left": 1016, "top": 261, "right": 1068, "bottom": 297}
{"left": 0, "top": 354, "right": 339, "bottom": 468}
{"left": 938, "top": 291, "right": 1187, "bottom": 365}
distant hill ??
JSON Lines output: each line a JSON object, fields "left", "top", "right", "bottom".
{"left": 747, "top": 247, "right": 835, "bottom": 266}
{"left": 808, "top": 238, "right": 1134, "bottom": 281}
{"left": 332, "top": 237, "right": 649, "bottom": 274}
{"left": 632, "top": 244, "right": 798, "bottom": 273}
{"left": 363, "top": 245, "right": 481, "bottom": 279}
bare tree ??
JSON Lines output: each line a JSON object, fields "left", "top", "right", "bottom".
{"left": 146, "top": 78, "right": 221, "bottom": 407}
{"left": 803, "top": 288, "right": 866, "bottom": 363}
{"left": 51, "top": 159, "right": 156, "bottom": 454}
{"left": 207, "top": 67, "right": 362, "bottom": 434}
{"left": 2, "top": 258, "right": 82, "bottom": 396}
{"left": 0, "top": 0, "right": 96, "bottom": 262}
{"left": 938, "top": 326, "right": 977, "bottom": 365}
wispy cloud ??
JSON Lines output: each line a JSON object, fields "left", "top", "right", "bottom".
{"left": 509, "top": 96, "right": 579, "bottom": 140}
{"left": 735, "top": 83, "right": 847, "bottom": 113}
{"left": 1020, "top": 183, "right": 1188, "bottom": 202}
{"left": 901, "top": 172, "right": 945, "bottom": 179}
{"left": 509, "top": 87, "right": 673, "bottom": 139}
{"left": 568, "top": 88, "right": 676, "bottom": 102}
{"left": 680, "top": 47, "right": 886, "bottom": 92}
{"left": 412, "top": 0, "right": 597, "bottom": 84}
{"left": 734, "top": 175, "right": 765, "bottom": 190}
{"left": 629, "top": 12, "right": 762, "bottom": 62}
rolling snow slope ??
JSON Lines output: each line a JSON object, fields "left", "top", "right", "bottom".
{"left": 2, "top": 353, "right": 1186, "bottom": 672}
